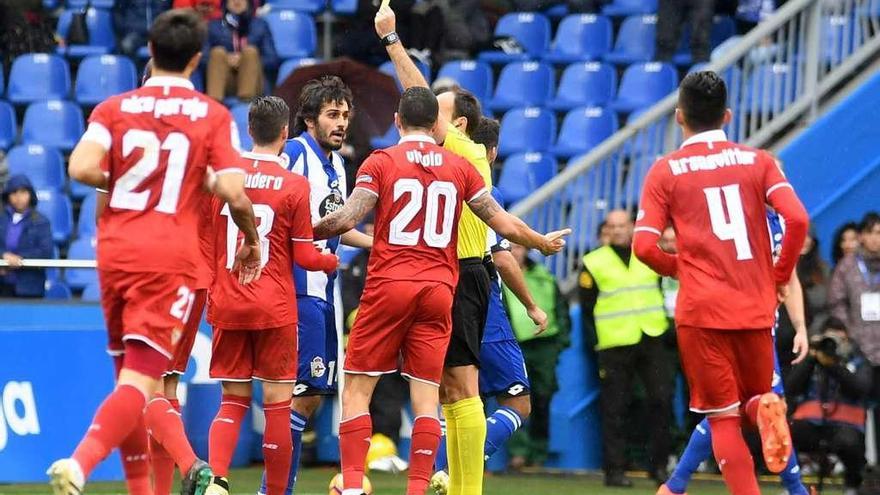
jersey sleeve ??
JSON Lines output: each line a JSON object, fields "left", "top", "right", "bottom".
{"left": 762, "top": 153, "right": 793, "bottom": 199}
{"left": 209, "top": 109, "right": 247, "bottom": 175}
{"left": 634, "top": 160, "right": 671, "bottom": 236}
{"left": 283, "top": 139, "right": 307, "bottom": 174}
{"left": 353, "top": 153, "right": 384, "bottom": 197}
{"left": 288, "top": 181, "right": 314, "bottom": 242}
{"left": 80, "top": 100, "right": 114, "bottom": 151}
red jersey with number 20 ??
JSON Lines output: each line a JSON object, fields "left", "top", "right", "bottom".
{"left": 81, "top": 76, "right": 246, "bottom": 274}
{"left": 635, "top": 130, "right": 798, "bottom": 330}
{"left": 354, "top": 135, "right": 487, "bottom": 289}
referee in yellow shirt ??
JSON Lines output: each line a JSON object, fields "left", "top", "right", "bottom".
{"left": 376, "top": 7, "right": 491, "bottom": 495}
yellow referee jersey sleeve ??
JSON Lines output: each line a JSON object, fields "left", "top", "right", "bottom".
{"left": 443, "top": 123, "right": 492, "bottom": 260}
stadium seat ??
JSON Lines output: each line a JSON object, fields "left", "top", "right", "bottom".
{"left": 370, "top": 123, "right": 400, "bottom": 149}
{"left": 479, "top": 12, "right": 552, "bottom": 64}
{"left": 0, "top": 101, "right": 16, "bottom": 150}
{"left": 436, "top": 60, "right": 494, "bottom": 103}
{"left": 497, "top": 107, "right": 556, "bottom": 157}
{"left": 45, "top": 279, "right": 73, "bottom": 300}
{"left": 7, "top": 54, "right": 71, "bottom": 104}
{"left": 496, "top": 152, "right": 558, "bottom": 205}
{"left": 230, "top": 104, "right": 253, "bottom": 151}
{"left": 378, "top": 59, "right": 430, "bottom": 91}
{"left": 602, "top": 0, "right": 657, "bottom": 16}
{"left": 265, "top": 10, "right": 317, "bottom": 59}
{"left": 65, "top": 237, "right": 98, "bottom": 289}
{"left": 604, "top": 15, "right": 657, "bottom": 65}
{"left": 81, "top": 281, "right": 101, "bottom": 301}
{"left": 266, "top": 0, "right": 325, "bottom": 13}
{"left": 610, "top": 62, "right": 677, "bottom": 114}
{"left": 0, "top": 65, "right": 4, "bottom": 96}
{"left": 551, "top": 107, "right": 618, "bottom": 159}
{"left": 7, "top": 145, "right": 66, "bottom": 191}
{"left": 77, "top": 192, "right": 98, "bottom": 238}
{"left": 68, "top": 0, "right": 114, "bottom": 7}
{"left": 488, "top": 61, "right": 554, "bottom": 112}
{"left": 548, "top": 62, "right": 616, "bottom": 111}
{"left": 75, "top": 55, "right": 137, "bottom": 106}
{"left": 672, "top": 16, "right": 736, "bottom": 66}
{"left": 822, "top": 14, "right": 857, "bottom": 64}
{"left": 56, "top": 8, "right": 116, "bottom": 58}
{"left": 35, "top": 189, "right": 73, "bottom": 244}
{"left": 743, "top": 62, "right": 796, "bottom": 115}
{"left": 276, "top": 57, "right": 320, "bottom": 85}
{"left": 21, "top": 100, "right": 85, "bottom": 152}
{"left": 544, "top": 14, "right": 613, "bottom": 64}
{"left": 331, "top": 0, "right": 358, "bottom": 14}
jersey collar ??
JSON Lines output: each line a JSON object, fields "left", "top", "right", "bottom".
{"left": 241, "top": 151, "right": 288, "bottom": 167}
{"left": 680, "top": 129, "right": 728, "bottom": 149}
{"left": 398, "top": 134, "right": 436, "bottom": 145}
{"left": 299, "top": 131, "right": 334, "bottom": 168}
{"left": 143, "top": 76, "right": 195, "bottom": 90}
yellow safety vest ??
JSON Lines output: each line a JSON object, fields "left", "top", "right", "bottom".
{"left": 582, "top": 246, "right": 668, "bottom": 351}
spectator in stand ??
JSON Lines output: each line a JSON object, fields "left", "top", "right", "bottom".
{"left": 114, "top": 0, "right": 173, "bottom": 58}
{"left": 797, "top": 227, "right": 830, "bottom": 335}
{"left": 833, "top": 221, "right": 861, "bottom": 267}
{"left": 408, "top": 0, "right": 491, "bottom": 67}
{"left": 830, "top": 211, "right": 880, "bottom": 456}
{"left": 174, "top": 0, "right": 222, "bottom": 20}
{"left": 206, "top": 0, "right": 278, "bottom": 101}
{"left": 656, "top": 0, "right": 716, "bottom": 64}
{"left": 0, "top": 0, "right": 58, "bottom": 72}
{"left": 0, "top": 175, "right": 53, "bottom": 298}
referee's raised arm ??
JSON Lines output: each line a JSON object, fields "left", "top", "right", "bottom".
{"left": 374, "top": 6, "right": 430, "bottom": 90}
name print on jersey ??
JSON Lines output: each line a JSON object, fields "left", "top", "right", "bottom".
{"left": 668, "top": 148, "right": 757, "bottom": 176}
{"left": 120, "top": 95, "right": 209, "bottom": 122}
{"left": 406, "top": 149, "right": 444, "bottom": 167}
{"left": 245, "top": 172, "right": 285, "bottom": 190}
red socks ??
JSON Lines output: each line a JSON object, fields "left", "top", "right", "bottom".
{"left": 744, "top": 395, "right": 761, "bottom": 426}
{"left": 145, "top": 396, "right": 197, "bottom": 475}
{"left": 339, "top": 414, "right": 372, "bottom": 491}
{"left": 263, "top": 401, "right": 294, "bottom": 495}
{"left": 407, "top": 416, "right": 442, "bottom": 495}
{"left": 150, "top": 398, "right": 180, "bottom": 495}
{"left": 208, "top": 395, "right": 250, "bottom": 477}
{"left": 708, "top": 415, "right": 760, "bottom": 495}
{"left": 72, "top": 384, "right": 146, "bottom": 478}
{"left": 119, "top": 415, "right": 152, "bottom": 495}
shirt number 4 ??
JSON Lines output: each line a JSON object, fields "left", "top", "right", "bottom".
{"left": 703, "top": 184, "right": 754, "bottom": 261}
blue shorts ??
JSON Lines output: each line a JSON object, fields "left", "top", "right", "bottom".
{"left": 771, "top": 345, "right": 784, "bottom": 395}
{"left": 479, "top": 339, "right": 531, "bottom": 398}
{"left": 294, "top": 296, "right": 338, "bottom": 396}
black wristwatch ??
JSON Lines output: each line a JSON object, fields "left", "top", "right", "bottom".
{"left": 381, "top": 31, "right": 400, "bottom": 46}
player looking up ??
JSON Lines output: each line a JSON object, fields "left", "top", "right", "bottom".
{"left": 313, "top": 87, "right": 569, "bottom": 495}
{"left": 48, "top": 9, "right": 262, "bottom": 495}
{"left": 633, "top": 71, "right": 809, "bottom": 495}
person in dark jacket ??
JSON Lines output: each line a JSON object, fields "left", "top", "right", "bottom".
{"left": 0, "top": 175, "right": 53, "bottom": 298}
{"left": 205, "top": 0, "right": 278, "bottom": 101}
{"left": 113, "top": 0, "right": 173, "bottom": 57}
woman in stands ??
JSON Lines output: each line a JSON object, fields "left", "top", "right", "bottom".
{"left": 0, "top": 174, "right": 53, "bottom": 298}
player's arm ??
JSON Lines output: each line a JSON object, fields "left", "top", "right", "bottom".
{"left": 292, "top": 242, "right": 338, "bottom": 274}
{"left": 69, "top": 141, "right": 109, "bottom": 189}
{"left": 785, "top": 271, "right": 809, "bottom": 364}
{"left": 341, "top": 229, "right": 374, "bottom": 249}
{"left": 494, "top": 248, "right": 548, "bottom": 334}
{"left": 466, "top": 191, "right": 569, "bottom": 255}
{"left": 764, "top": 158, "right": 809, "bottom": 286}
{"left": 374, "top": 6, "right": 429, "bottom": 91}
{"left": 211, "top": 171, "right": 261, "bottom": 284}
{"left": 95, "top": 189, "right": 108, "bottom": 221}
{"left": 314, "top": 188, "right": 378, "bottom": 240}
{"left": 632, "top": 163, "right": 677, "bottom": 277}
{"left": 289, "top": 183, "right": 339, "bottom": 274}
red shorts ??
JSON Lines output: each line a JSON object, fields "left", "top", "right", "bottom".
{"left": 345, "top": 280, "right": 453, "bottom": 386}
{"left": 100, "top": 269, "right": 198, "bottom": 360}
{"left": 166, "top": 288, "right": 208, "bottom": 375}
{"left": 209, "top": 324, "right": 298, "bottom": 382}
{"left": 677, "top": 326, "right": 774, "bottom": 413}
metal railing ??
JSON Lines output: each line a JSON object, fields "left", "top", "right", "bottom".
{"left": 510, "top": 0, "right": 880, "bottom": 291}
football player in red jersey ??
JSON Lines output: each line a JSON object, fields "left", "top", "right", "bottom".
{"left": 313, "top": 87, "right": 570, "bottom": 495}
{"left": 48, "top": 10, "right": 262, "bottom": 495}
{"left": 632, "top": 71, "right": 809, "bottom": 495}
{"left": 204, "top": 96, "right": 338, "bottom": 495}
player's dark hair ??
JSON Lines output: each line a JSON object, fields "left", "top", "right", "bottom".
{"left": 859, "top": 211, "right": 880, "bottom": 233}
{"left": 832, "top": 221, "right": 859, "bottom": 265}
{"left": 678, "top": 71, "right": 728, "bottom": 132}
{"left": 398, "top": 87, "right": 439, "bottom": 131}
{"left": 148, "top": 9, "right": 206, "bottom": 73}
{"left": 249, "top": 96, "right": 290, "bottom": 146}
{"left": 441, "top": 88, "right": 482, "bottom": 137}
{"left": 471, "top": 117, "right": 500, "bottom": 150}
{"left": 293, "top": 75, "right": 353, "bottom": 136}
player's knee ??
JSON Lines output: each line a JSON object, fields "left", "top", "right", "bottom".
{"left": 261, "top": 382, "right": 292, "bottom": 405}
{"left": 501, "top": 395, "right": 531, "bottom": 419}
{"left": 291, "top": 395, "right": 322, "bottom": 417}
{"left": 162, "top": 374, "right": 181, "bottom": 399}
{"left": 221, "top": 380, "right": 253, "bottom": 399}
{"left": 121, "top": 340, "right": 170, "bottom": 382}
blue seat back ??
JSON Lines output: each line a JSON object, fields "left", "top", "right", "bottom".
{"left": 45, "top": 279, "right": 73, "bottom": 300}
{"left": 498, "top": 107, "right": 556, "bottom": 157}
{"left": 35, "top": 189, "right": 73, "bottom": 244}
{"left": 497, "top": 152, "right": 558, "bottom": 205}
{"left": 276, "top": 57, "right": 320, "bottom": 85}
{"left": 230, "top": 104, "right": 253, "bottom": 151}
{"left": 331, "top": 0, "right": 357, "bottom": 14}
{"left": 0, "top": 101, "right": 16, "bottom": 150}
{"left": 555, "top": 62, "right": 617, "bottom": 106}
{"left": 81, "top": 281, "right": 101, "bottom": 301}
{"left": 744, "top": 62, "right": 797, "bottom": 114}
{"left": 22, "top": 100, "right": 85, "bottom": 152}
{"left": 266, "top": 11, "right": 317, "bottom": 59}
{"left": 265, "top": 0, "right": 325, "bottom": 13}
{"left": 65, "top": 237, "right": 98, "bottom": 289}
{"left": 437, "top": 60, "right": 494, "bottom": 103}
{"left": 57, "top": 8, "right": 116, "bottom": 50}
{"left": 75, "top": 55, "right": 137, "bottom": 105}
{"left": 617, "top": 62, "right": 678, "bottom": 109}
{"left": 556, "top": 107, "right": 618, "bottom": 151}
{"left": 8, "top": 54, "right": 71, "bottom": 103}
{"left": 551, "top": 14, "right": 613, "bottom": 60}
{"left": 7, "top": 145, "right": 66, "bottom": 191}
{"left": 77, "top": 193, "right": 98, "bottom": 238}
{"left": 379, "top": 59, "right": 430, "bottom": 91}
{"left": 492, "top": 62, "right": 554, "bottom": 108}
{"left": 494, "top": 12, "right": 552, "bottom": 57}
{"left": 602, "top": 0, "right": 657, "bottom": 15}
{"left": 610, "top": 15, "right": 657, "bottom": 60}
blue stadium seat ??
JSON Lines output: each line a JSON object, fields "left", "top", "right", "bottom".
{"left": 551, "top": 107, "right": 618, "bottom": 159}
{"left": 0, "top": 101, "right": 16, "bottom": 150}
{"left": 35, "top": 189, "right": 73, "bottom": 244}
{"left": 497, "top": 107, "right": 556, "bottom": 157}
{"left": 7, "top": 54, "right": 71, "bottom": 104}
{"left": 75, "top": 55, "right": 137, "bottom": 106}
{"left": 378, "top": 59, "right": 430, "bottom": 91}
{"left": 22, "top": 100, "right": 85, "bottom": 152}
{"left": 370, "top": 124, "right": 400, "bottom": 149}
{"left": 265, "top": 10, "right": 317, "bottom": 59}
{"left": 0, "top": 65, "right": 4, "bottom": 95}
{"left": 331, "top": 0, "right": 357, "bottom": 14}
{"left": 488, "top": 61, "right": 554, "bottom": 112}
{"left": 68, "top": 0, "right": 114, "bottom": 7}
{"left": 136, "top": 46, "right": 151, "bottom": 60}
{"left": 672, "top": 15, "right": 736, "bottom": 66}
{"left": 45, "top": 279, "right": 73, "bottom": 300}
{"left": 479, "top": 12, "right": 552, "bottom": 64}
{"left": 604, "top": 15, "right": 657, "bottom": 65}
{"left": 65, "top": 237, "right": 98, "bottom": 289}
{"left": 276, "top": 57, "right": 320, "bottom": 85}
{"left": 70, "top": 180, "right": 96, "bottom": 200}
{"left": 77, "top": 192, "right": 98, "bottom": 238}
{"left": 602, "top": 0, "right": 657, "bottom": 16}
{"left": 545, "top": 14, "right": 613, "bottom": 64}
{"left": 230, "top": 104, "right": 253, "bottom": 151}
{"left": 7, "top": 145, "right": 66, "bottom": 191}
{"left": 46, "top": 246, "right": 62, "bottom": 282}
{"left": 266, "top": 0, "right": 325, "bottom": 13}
{"left": 497, "top": 152, "right": 558, "bottom": 205}
{"left": 57, "top": 8, "right": 116, "bottom": 58}
{"left": 610, "top": 62, "right": 677, "bottom": 114}
{"left": 822, "top": 14, "right": 857, "bottom": 64}
{"left": 548, "top": 62, "right": 616, "bottom": 111}
{"left": 81, "top": 281, "right": 101, "bottom": 301}
{"left": 436, "top": 60, "right": 494, "bottom": 103}
{"left": 743, "top": 63, "right": 796, "bottom": 115}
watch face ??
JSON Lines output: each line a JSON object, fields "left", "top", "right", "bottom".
{"left": 319, "top": 192, "right": 345, "bottom": 217}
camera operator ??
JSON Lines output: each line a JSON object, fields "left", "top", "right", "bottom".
{"left": 785, "top": 317, "right": 872, "bottom": 495}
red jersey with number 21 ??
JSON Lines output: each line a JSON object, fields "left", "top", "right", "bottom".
{"left": 354, "top": 135, "right": 487, "bottom": 289}
{"left": 82, "top": 76, "right": 245, "bottom": 274}
{"left": 635, "top": 130, "right": 793, "bottom": 330}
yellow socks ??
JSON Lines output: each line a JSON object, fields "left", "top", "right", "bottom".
{"left": 441, "top": 404, "right": 461, "bottom": 495}
{"left": 448, "top": 397, "right": 486, "bottom": 495}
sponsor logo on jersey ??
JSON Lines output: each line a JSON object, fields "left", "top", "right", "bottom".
{"left": 319, "top": 192, "right": 345, "bottom": 217}
{"left": 0, "top": 381, "right": 40, "bottom": 452}
{"left": 120, "top": 95, "right": 209, "bottom": 122}
{"left": 245, "top": 172, "right": 284, "bottom": 191}
{"left": 405, "top": 150, "right": 444, "bottom": 167}
{"left": 667, "top": 148, "right": 757, "bottom": 176}
{"left": 310, "top": 356, "right": 326, "bottom": 378}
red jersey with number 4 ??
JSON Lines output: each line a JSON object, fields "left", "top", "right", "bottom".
{"left": 354, "top": 135, "right": 487, "bottom": 289}
{"left": 208, "top": 152, "right": 314, "bottom": 329}
{"left": 82, "top": 76, "right": 246, "bottom": 274}
{"left": 636, "top": 130, "right": 798, "bottom": 330}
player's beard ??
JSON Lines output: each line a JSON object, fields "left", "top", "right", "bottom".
{"left": 317, "top": 126, "right": 345, "bottom": 152}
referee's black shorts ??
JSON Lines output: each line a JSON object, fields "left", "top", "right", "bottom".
{"left": 445, "top": 257, "right": 491, "bottom": 368}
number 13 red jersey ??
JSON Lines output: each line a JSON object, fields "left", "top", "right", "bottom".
{"left": 353, "top": 135, "right": 487, "bottom": 289}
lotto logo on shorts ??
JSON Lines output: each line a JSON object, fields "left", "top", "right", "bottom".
{"left": 310, "top": 357, "right": 326, "bottom": 378}
{"left": 507, "top": 384, "right": 525, "bottom": 396}
{"left": 293, "top": 384, "right": 309, "bottom": 396}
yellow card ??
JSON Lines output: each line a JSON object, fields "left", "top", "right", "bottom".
{"left": 380, "top": 0, "right": 390, "bottom": 9}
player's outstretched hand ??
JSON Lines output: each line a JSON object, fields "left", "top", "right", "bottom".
{"left": 322, "top": 254, "right": 340, "bottom": 275}
{"left": 527, "top": 305, "right": 549, "bottom": 336}
{"left": 776, "top": 283, "right": 790, "bottom": 303}
{"left": 232, "top": 241, "right": 262, "bottom": 285}
{"left": 375, "top": 5, "right": 396, "bottom": 38}
{"left": 791, "top": 327, "right": 809, "bottom": 364}
{"left": 539, "top": 228, "right": 572, "bottom": 256}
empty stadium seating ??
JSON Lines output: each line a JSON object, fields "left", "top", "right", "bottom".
{"left": 276, "top": 57, "right": 321, "bottom": 85}
{"left": 265, "top": 10, "right": 317, "bottom": 59}
{"left": 497, "top": 107, "right": 556, "bottom": 157}
{"left": 489, "top": 61, "right": 554, "bottom": 111}
{"left": 7, "top": 145, "right": 67, "bottom": 191}
{"left": 81, "top": 281, "right": 101, "bottom": 301}
{"left": 497, "top": 152, "right": 558, "bottom": 205}
{"left": 602, "top": 0, "right": 657, "bottom": 17}
{"left": 56, "top": 8, "right": 116, "bottom": 58}
{"left": 45, "top": 279, "right": 73, "bottom": 300}
{"left": 65, "top": 237, "right": 98, "bottom": 289}
{"left": 77, "top": 193, "right": 98, "bottom": 239}
{"left": 551, "top": 107, "right": 619, "bottom": 159}
{"left": 480, "top": 12, "right": 552, "bottom": 64}
{"left": 548, "top": 62, "right": 617, "bottom": 111}
{"left": 231, "top": 103, "right": 253, "bottom": 151}
{"left": 437, "top": 60, "right": 494, "bottom": 104}
{"left": 610, "top": 62, "right": 678, "bottom": 114}
{"left": 0, "top": 101, "right": 15, "bottom": 150}
{"left": 21, "top": 100, "right": 85, "bottom": 152}
{"left": 605, "top": 15, "right": 657, "bottom": 65}
{"left": 75, "top": 55, "right": 138, "bottom": 105}
{"left": 266, "top": 0, "right": 325, "bottom": 13}
{"left": 36, "top": 189, "right": 74, "bottom": 245}
{"left": 7, "top": 54, "right": 71, "bottom": 104}
{"left": 545, "top": 14, "right": 613, "bottom": 64}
